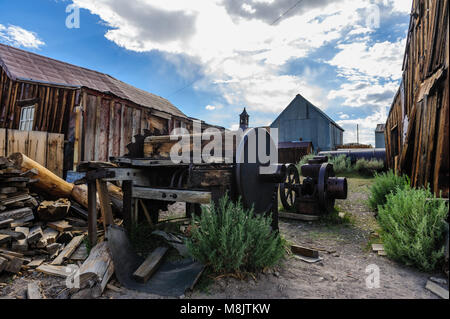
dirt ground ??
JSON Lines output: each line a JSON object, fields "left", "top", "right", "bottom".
{"left": 0, "top": 177, "right": 445, "bottom": 299}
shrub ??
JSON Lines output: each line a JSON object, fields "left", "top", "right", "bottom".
{"left": 328, "top": 155, "right": 352, "bottom": 175}
{"left": 296, "top": 153, "right": 316, "bottom": 172}
{"left": 377, "top": 187, "right": 448, "bottom": 271}
{"left": 368, "top": 171, "right": 410, "bottom": 210}
{"left": 354, "top": 158, "right": 384, "bottom": 176}
{"left": 186, "top": 195, "right": 284, "bottom": 274}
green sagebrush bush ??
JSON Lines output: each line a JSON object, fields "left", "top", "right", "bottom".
{"left": 186, "top": 195, "right": 284, "bottom": 274}
{"left": 297, "top": 154, "right": 351, "bottom": 175}
{"left": 296, "top": 154, "right": 316, "bottom": 172}
{"left": 329, "top": 155, "right": 352, "bottom": 175}
{"left": 368, "top": 170, "right": 410, "bottom": 210}
{"left": 354, "top": 158, "right": 384, "bottom": 176}
{"left": 377, "top": 187, "right": 448, "bottom": 271}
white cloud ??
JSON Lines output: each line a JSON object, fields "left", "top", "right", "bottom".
{"left": 337, "top": 105, "right": 389, "bottom": 145}
{"left": 328, "top": 39, "right": 406, "bottom": 81}
{"left": 0, "top": 24, "right": 45, "bottom": 49}
{"left": 71, "top": 0, "right": 377, "bottom": 114}
{"left": 70, "top": 0, "right": 409, "bottom": 135}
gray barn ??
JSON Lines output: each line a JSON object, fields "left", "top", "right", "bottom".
{"left": 270, "top": 94, "right": 344, "bottom": 152}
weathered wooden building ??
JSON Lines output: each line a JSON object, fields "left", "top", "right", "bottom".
{"left": 0, "top": 43, "right": 193, "bottom": 176}
{"left": 385, "top": 0, "right": 448, "bottom": 197}
{"left": 271, "top": 94, "right": 344, "bottom": 151}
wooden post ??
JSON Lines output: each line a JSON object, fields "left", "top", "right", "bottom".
{"left": 87, "top": 181, "right": 97, "bottom": 246}
{"left": 73, "top": 106, "right": 83, "bottom": 171}
{"left": 133, "top": 199, "right": 139, "bottom": 227}
{"left": 122, "top": 180, "right": 133, "bottom": 232}
{"left": 96, "top": 180, "right": 114, "bottom": 229}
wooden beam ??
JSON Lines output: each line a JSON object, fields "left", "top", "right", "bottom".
{"left": 132, "top": 247, "right": 168, "bottom": 283}
{"left": 291, "top": 245, "right": 319, "bottom": 258}
{"left": 132, "top": 187, "right": 211, "bottom": 204}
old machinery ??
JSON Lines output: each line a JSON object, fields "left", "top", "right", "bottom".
{"left": 280, "top": 156, "right": 347, "bottom": 215}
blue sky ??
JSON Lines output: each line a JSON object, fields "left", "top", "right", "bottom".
{"left": 0, "top": 0, "right": 411, "bottom": 145}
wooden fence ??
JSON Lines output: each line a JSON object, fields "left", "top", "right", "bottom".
{"left": 0, "top": 128, "right": 64, "bottom": 177}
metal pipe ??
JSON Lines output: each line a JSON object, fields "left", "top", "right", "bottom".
{"left": 327, "top": 177, "right": 347, "bottom": 199}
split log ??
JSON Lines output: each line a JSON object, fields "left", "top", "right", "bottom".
{"left": 37, "top": 199, "right": 70, "bottom": 221}
{"left": 42, "top": 228, "right": 59, "bottom": 244}
{"left": 0, "top": 256, "right": 7, "bottom": 273}
{"left": 0, "top": 219, "right": 13, "bottom": 229}
{"left": 12, "top": 227, "right": 29, "bottom": 252}
{"left": 5, "top": 257, "right": 23, "bottom": 274}
{"left": 36, "top": 264, "right": 74, "bottom": 278}
{"left": 47, "top": 220, "right": 72, "bottom": 232}
{"left": 27, "top": 226, "right": 43, "bottom": 244}
{"left": 76, "top": 241, "right": 114, "bottom": 296}
{"left": 0, "top": 229, "right": 25, "bottom": 240}
{"left": 0, "top": 207, "right": 34, "bottom": 222}
{"left": 46, "top": 243, "right": 61, "bottom": 255}
{"left": 0, "top": 234, "right": 11, "bottom": 245}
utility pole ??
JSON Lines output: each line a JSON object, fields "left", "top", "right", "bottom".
{"left": 356, "top": 124, "right": 359, "bottom": 144}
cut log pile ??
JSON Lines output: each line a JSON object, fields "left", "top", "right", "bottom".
{"left": 0, "top": 156, "right": 90, "bottom": 277}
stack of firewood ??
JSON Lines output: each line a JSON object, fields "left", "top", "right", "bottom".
{"left": 0, "top": 156, "right": 89, "bottom": 276}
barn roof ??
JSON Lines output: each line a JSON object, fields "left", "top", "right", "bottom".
{"left": 375, "top": 124, "right": 385, "bottom": 132}
{"left": 0, "top": 43, "right": 186, "bottom": 118}
{"left": 271, "top": 94, "right": 344, "bottom": 131}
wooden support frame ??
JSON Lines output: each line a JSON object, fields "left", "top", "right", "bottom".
{"left": 87, "top": 181, "right": 97, "bottom": 246}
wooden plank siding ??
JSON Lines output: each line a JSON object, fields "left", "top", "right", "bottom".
{"left": 78, "top": 88, "right": 190, "bottom": 163}
{"left": 0, "top": 68, "right": 191, "bottom": 174}
{"left": 0, "top": 68, "right": 79, "bottom": 134}
{"left": 385, "top": 0, "right": 449, "bottom": 197}
{"left": 0, "top": 129, "right": 64, "bottom": 177}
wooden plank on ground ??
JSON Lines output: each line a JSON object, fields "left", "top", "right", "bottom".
{"left": 291, "top": 245, "right": 319, "bottom": 258}
{"left": 26, "top": 258, "right": 45, "bottom": 268}
{"left": 371, "top": 244, "right": 385, "bottom": 252}
{"left": 36, "top": 264, "right": 74, "bottom": 278}
{"left": 278, "top": 212, "right": 319, "bottom": 221}
{"left": 51, "top": 235, "right": 84, "bottom": 265}
{"left": 132, "top": 247, "right": 168, "bottom": 283}
{"left": 425, "top": 280, "right": 449, "bottom": 299}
